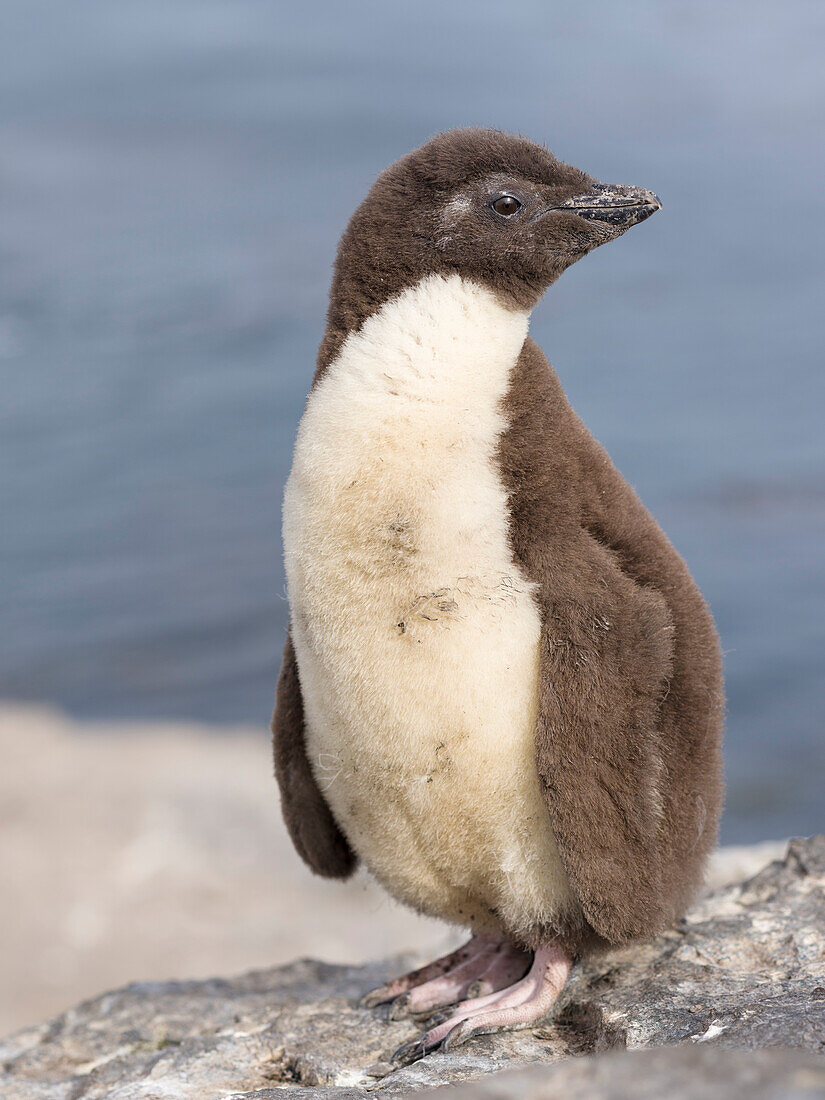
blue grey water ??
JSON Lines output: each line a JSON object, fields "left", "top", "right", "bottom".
{"left": 1, "top": 1, "right": 823, "bottom": 843}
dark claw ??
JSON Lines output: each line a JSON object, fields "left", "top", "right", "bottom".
{"left": 441, "top": 1020, "right": 470, "bottom": 1053}
{"left": 391, "top": 1036, "right": 430, "bottom": 1067}
{"left": 389, "top": 993, "right": 411, "bottom": 1020}
{"left": 359, "top": 985, "right": 392, "bottom": 1009}
{"left": 422, "top": 1007, "right": 454, "bottom": 1028}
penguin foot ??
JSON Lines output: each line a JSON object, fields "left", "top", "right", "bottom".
{"left": 360, "top": 933, "right": 530, "bottom": 1016}
{"left": 390, "top": 942, "right": 571, "bottom": 1066}
{"left": 359, "top": 935, "right": 488, "bottom": 1010}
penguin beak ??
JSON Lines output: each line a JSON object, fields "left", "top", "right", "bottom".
{"left": 557, "top": 183, "right": 662, "bottom": 229}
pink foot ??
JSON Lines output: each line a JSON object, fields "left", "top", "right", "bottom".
{"left": 360, "top": 933, "right": 530, "bottom": 1018}
{"left": 390, "top": 942, "right": 572, "bottom": 1066}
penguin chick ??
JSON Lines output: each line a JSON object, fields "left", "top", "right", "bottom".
{"left": 272, "top": 128, "right": 724, "bottom": 1063}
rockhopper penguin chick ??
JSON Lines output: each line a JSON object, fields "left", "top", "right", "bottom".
{"left": 272, "top": 128, "right": 724, "bottom": 1064}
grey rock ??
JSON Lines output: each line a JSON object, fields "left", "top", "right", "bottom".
{"left": 420, "top": 1047, "right": 825, "bottom": 1100}
{"left": 2, "top": 837, "right": 824, "bottom": 1100}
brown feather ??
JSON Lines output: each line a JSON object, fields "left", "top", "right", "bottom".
{"left": 499, "top": 338, "right": 724, "bottom": 947}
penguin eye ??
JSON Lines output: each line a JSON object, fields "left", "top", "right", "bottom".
{"left": 492, "top": 194, "right": 522, "bottom": 217}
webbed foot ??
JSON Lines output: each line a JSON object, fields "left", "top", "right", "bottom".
{"left": 389, "top": 942, "right": 571, "bottom": 1066}
{"left": 361, "top": 932, "right": 529, "bottom": 1017}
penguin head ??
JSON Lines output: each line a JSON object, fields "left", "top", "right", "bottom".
{"left": 332, "top": 128, "right": 661, "bottom": 315}
{"left": 425, "top": 129, "right": 661, "bottom": 304}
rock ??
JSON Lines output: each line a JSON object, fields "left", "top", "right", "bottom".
{"left": 420, "top": 1047, "right": 825, "bottom": 1100}
{"left": 705, "top": 838, "right": 789, "bottom": 891}
{"left": 2, "top": 837, "right": 824, "bottom": 1100}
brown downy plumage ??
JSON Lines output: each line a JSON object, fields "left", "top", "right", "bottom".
{"left": 273, "top": 128, "right": 724, "bottom": 1025}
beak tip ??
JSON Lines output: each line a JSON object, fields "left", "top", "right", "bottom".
{"left": 562, "top": 183, "right": 662, "bottom": 229}
{"left": 630, "top": 186, "right": 661, "bottom": 213}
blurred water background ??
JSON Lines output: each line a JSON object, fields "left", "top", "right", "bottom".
{"left": 1, "top": 0, "right": 823, "bottom": 844}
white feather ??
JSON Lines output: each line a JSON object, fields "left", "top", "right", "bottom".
{"left": 283, "top": 274, "right": 575, "bottom": 940}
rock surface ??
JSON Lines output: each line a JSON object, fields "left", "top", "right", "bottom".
{"left": 422, "top": 1047, "right": 825, "bottom": 1100}
{"left": 2, "top": 837, "right": 824, "bottom": 1100}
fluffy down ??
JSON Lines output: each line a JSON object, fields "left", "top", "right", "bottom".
{"left": 283, "top": 274, "right": 578, "bottom": 943}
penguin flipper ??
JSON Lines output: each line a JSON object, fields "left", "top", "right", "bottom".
{"left": 272, "top": 634, "right": 358, "bottom": 878}
{"left": 533, "top": 548, "right": 676, "bottom": 944}
{"left": 548, "top": 436, "right": 725, "bottom": 943}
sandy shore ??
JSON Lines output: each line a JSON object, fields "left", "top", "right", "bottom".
{"left": 1, "top": 704, "right": 787, "bottom": 1037}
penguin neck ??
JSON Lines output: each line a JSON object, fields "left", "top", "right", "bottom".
{"left": 315, "top": 265, "right": 537, "bottom": 387}
{"left": 319, "top": 274, "right": 531, "bottom": 415}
